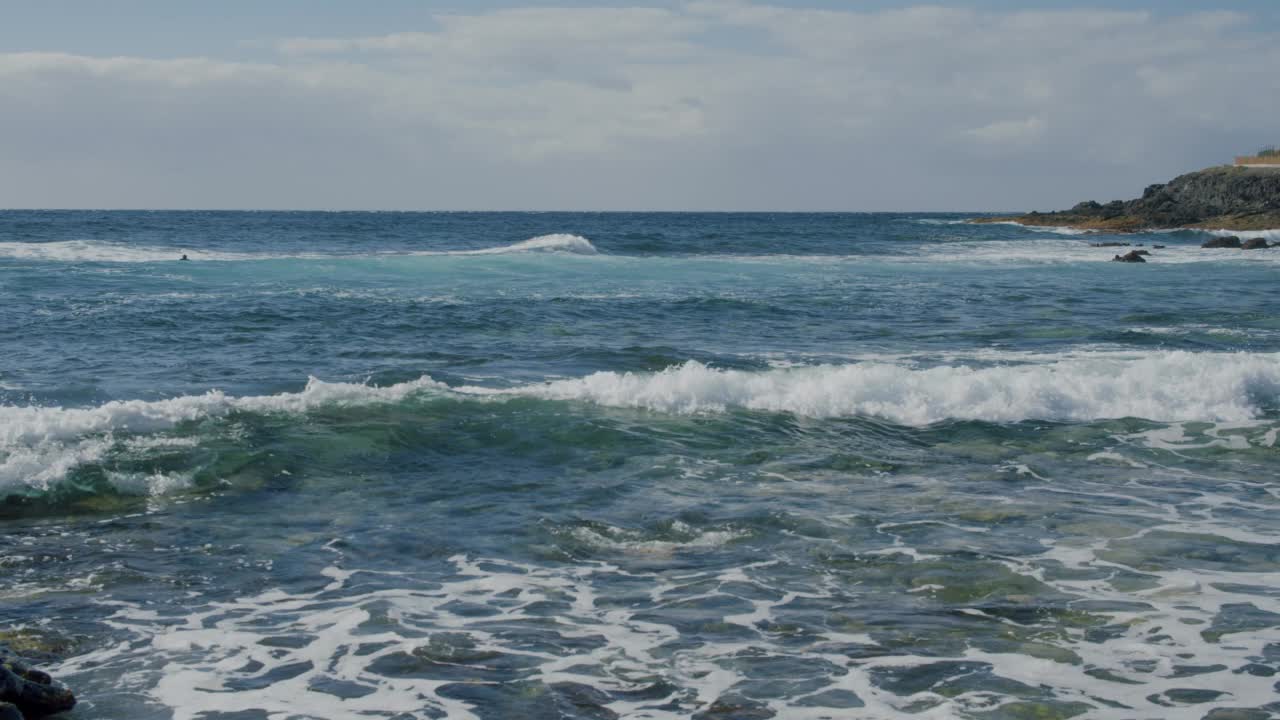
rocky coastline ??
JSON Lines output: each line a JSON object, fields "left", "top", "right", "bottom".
{"left": 974, "top": 165, "right": 1280, "bottom": 233}
{"left": 0, "top": 644, "right": 75, "bottom": 719}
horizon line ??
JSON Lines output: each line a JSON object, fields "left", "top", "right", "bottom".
{"left": 0, "top": 207, "right": 1020, "bottom": 215}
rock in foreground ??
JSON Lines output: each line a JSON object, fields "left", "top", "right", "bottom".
{"left": 0, "top": 646, "right": 75, "bottom": 719}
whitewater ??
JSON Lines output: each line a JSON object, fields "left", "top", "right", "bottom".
{"left": 2, "top": 210, "right": 1279, "bottom": 720}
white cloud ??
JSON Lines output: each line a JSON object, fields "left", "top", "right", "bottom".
{"left": 279, "top": 7, "right": 705, "bottom": 60}
{"left": 967, "top": 116, "right": 1046, "bottom": 145}
{"left": 0, "top": 4, "right": 1277, "bottom": 209}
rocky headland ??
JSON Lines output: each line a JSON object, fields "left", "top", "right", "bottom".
{"left": 975, "top": 165, "right": 1280, "bottom": 232}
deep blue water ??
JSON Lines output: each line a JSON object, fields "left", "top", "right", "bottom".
{"left": 2, "top": 211, "right": 1278, "bottom": 719}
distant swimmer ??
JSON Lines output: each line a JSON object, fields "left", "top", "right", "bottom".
{"left": 180, "top": 254, "right": 190, "bottom": 261}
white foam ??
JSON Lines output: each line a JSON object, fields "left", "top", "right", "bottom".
{"left": 917, "top": 238, "right": 1280, "bottom": 266}
{"left": 0, "top": 437, "right": 114, "bottom": 492}
{"left": 0, "top": 376, "right": 446, "bottom": 448}
{"left": 981, "top": 221, "right": 1097, "bottom": 235}
{"left": 0, "top": 375, "right": 447, "bottom": 494}
{"left": 1204, "top": 228, "right": 1280, "bottom": 242}
{"left": 1128, "top": 324, "right": 1257, "bottom": 339}
{"left": 105, "top": 471, "right": 195, "bottom": 496}
{"left": 433, "top": 233, "right": 598, "bottom": 256}
{"left": 57, "top": 528, "right": 1280, "bottom": 720}
{"left": 470, "top": 352, "right": 1280, "bottom": 426}
{"left": 6, "top": 350, "right": 1276, "bottom": 495}
{"left": 565, "top": 521, "right": 746, "bottom": 556}
{"left": 0, "top": 240, "right": 266, "bottom": 263}
{"left": 985, "top": 222, "right": 1280, "bottom": 242}
{"left": 1086, "top": 451, "right": 1148, "bottom": 468}
{"left": 0, "top": 234, "right": 600, "bottom": 263}
{"left": 1123, "top": 420, "right": 1280, "bottom": 451}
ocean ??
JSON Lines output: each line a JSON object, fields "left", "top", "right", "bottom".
{"left": 2, "top": 210, "right": 1278, "bottom": 719}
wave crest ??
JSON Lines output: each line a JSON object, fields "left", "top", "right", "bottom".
{"left": 4, "top": 351, "right": 1277, "bottom": 499}
{"left": 443, "top": 233, "right": 598, "bottom": 256}
{"left": 0, "top": 234, "right": 599, "bottom": 263}
{"left": 478, "top": 352, "right": 1280, "bottom": 425}
{"left": 0, "top": 376, "right": 447, "bottom": 496}
{"left": 0, "top": 240, "right": 255, "bottom": 263}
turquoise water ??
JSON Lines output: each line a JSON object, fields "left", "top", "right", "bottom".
{"left": 2, "top": 211, "right": 1278, "bottom": 719}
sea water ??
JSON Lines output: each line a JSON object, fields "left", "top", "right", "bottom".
{"left": 1, "top": 211, "right": 1278, "bottom": 719}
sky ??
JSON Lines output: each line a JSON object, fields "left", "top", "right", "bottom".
{"left": 1, "top": 1, "right": 1278, "bottom": 210}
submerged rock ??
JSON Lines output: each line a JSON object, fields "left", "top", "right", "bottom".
{"left": 693, "top": 694, "right": 776, "bottom": 719}
{"left": 1202, "top": 236, "right": 1242, "bottom": 249}
{"left": 1113, "top": 251, "right": 1147, "bottom": 263}
{"left": 0, "top": 645, "right": 75, "bottom": 718}
{"left": 1242, "top": 237, "right": 1271, "bottom": 250}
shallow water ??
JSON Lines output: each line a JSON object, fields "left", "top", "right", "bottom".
{"left": 2, "top": 211, "right": 1278, "bottom": 719}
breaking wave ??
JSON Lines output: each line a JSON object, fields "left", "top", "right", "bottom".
{"left": 0, "top": 234, "right": 599, "bottom": 263}
{"left": 0, "top": 376, "right": 447, "bottom": 497}
{"left": 479, "top": 352, "right": 1280, "bottom": 425}
{"left": 0, "top": 240, "right": 261, "bottom": 263}
{"left": 5, "top": 351, "right": 1277, "bottom": 499}
{"left": 1204, "top": 228, "right": 1280, "bottom": 242}
{"left": 435, "top": 233, "right": 598, "bottom": 256}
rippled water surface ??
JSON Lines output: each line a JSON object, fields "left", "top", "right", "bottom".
{"left": 2, "top": 211, "right": 1278, "bottom": 719}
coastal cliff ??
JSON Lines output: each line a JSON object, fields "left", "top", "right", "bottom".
{"left": 977, "top": 165, "right": 1280, "bottom": 232}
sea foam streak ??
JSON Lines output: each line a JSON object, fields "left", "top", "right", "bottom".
{"left": 0, "top": 234, "right": 599, "bottom": 263}
{"left": 979, "top": 221, "right": 1096, "bottom": 235}
{"left": 916, "top": 238, "right": 1280, "bottom": 265}
{"left": 0, "top": 240, "right": 262, "bottom": 263}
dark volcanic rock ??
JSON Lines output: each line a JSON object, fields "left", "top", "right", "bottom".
{"left": 1242, "top": 237, "right": 1271, "bottom": 250}
{"left": 1203, "top": 236, "right": 1242, "bottom": 249}
{"left": 1113, "top": 251, "right": 1147, "bottom": 263}
{"left": 979, "top": 166, "right": 1280, "bottom": 232}
{"left": 0, "top": 645, "right": 75, "bottom": 718}
{"left": 1131, "top": 168, "right": 1280, "bottom": 227}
